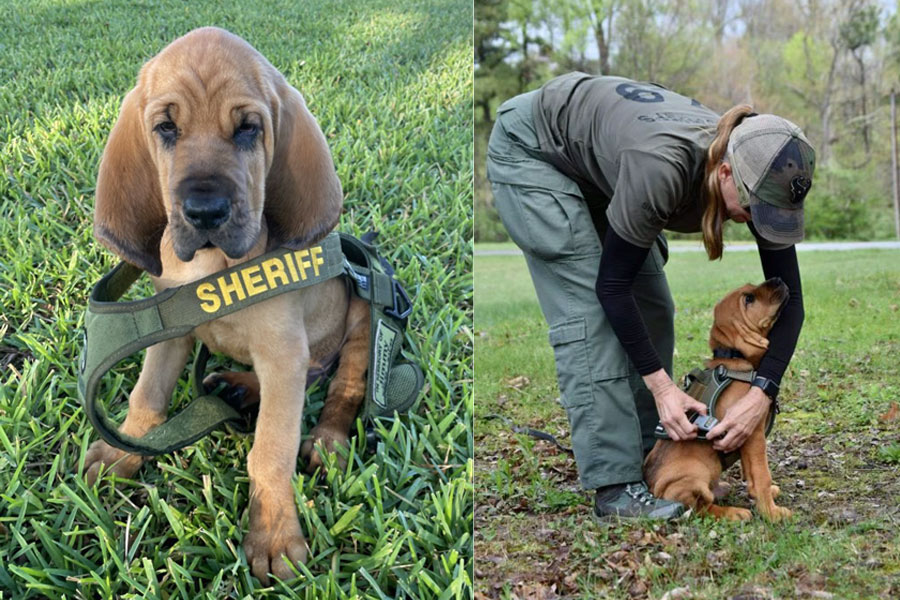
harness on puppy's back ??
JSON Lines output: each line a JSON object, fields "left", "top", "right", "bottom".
{"left": 653, "top": 364, "right": 778, "bottom": 469}
{"left": 77, "top": 231, "right": 423, "bottom": 456}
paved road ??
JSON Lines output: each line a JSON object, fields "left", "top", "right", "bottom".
{"left": 476, "top": 241, "right": 900, "bottom": 256}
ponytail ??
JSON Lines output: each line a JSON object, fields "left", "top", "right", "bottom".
{"left": 702, "top": 104, "right": 755, "bottom": 260}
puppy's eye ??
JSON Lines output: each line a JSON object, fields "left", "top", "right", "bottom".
{"left": 234, "top": 121, "right": 260, "bottom": 149}
{"left": 154, "top": 121, "right": 178, "bottom": 146}
{"left": 744, "top": 293, "right": 756, "bottom": 305}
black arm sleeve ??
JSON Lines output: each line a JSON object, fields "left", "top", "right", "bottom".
{"left": 594, "top": 227, "right": 664, "bottom": 376}
{"left": 750, "top": 223, "right": 805, "bottom": 386}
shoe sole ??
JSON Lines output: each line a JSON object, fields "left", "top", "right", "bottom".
{"left": 592, "top": 507, "right": 693, "bottom": 525}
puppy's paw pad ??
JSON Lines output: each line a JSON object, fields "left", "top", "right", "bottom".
{"left": 83, "top": 440, "right": 143, "bottom": 485}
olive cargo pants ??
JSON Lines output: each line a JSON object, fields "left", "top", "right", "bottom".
{"left": 486, "top": 91, "right": 675, "bottom": 490}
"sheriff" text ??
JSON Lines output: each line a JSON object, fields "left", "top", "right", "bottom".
{"left": 195, "top": 246, "right": 325, "bottom": 313}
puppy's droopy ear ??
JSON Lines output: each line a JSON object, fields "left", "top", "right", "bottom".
{"left": 265, "top": 82, "right": 342, "bottom": 250}
{"left": 94, "top": 88, "right": 167, "bottom": 276}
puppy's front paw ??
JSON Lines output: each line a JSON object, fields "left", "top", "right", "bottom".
{"left": 83, "top": 439, "right": 144, "bottom": 485}
{"left": 760, "top": 504, "right": 793, "bottom": 522}
{"left": 300, "top": 424, "right": 350, "bottom": 474}
{"left": 244, "top": 492, "right": 307, "bottom": 585}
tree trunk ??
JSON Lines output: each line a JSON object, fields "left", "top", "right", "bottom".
{"left": 854, "top": 50, "right": 870, "bottom": 157}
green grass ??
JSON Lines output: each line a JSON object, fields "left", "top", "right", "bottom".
{"left": 475, "top": 247, "right": 900, "bottom": 599}
{"left": 0, "top": 1, "right": 473, "bottom": 598}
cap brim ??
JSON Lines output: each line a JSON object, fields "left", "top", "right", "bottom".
{"left": 749, "top": 202, "right": 804, "bottom": 245}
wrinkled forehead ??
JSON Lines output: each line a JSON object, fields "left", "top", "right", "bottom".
{"left": 138, "top": 41, "right": 274, "bottom": 123}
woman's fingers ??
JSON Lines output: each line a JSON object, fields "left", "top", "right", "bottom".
{"left": 688, "top": 398, "right": 708, "bottom": 415}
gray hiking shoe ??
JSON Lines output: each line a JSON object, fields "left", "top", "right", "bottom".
{"left": 594, "top": 481, "right": 687, "bottom": 522}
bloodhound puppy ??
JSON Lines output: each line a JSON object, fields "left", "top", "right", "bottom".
{"left": 644, "top": 279, "right": 792, "bottom": 522}
{"left": 83, "top": 27, "right": 370, "bottom": 584}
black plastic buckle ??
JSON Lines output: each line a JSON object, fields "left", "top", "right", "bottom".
{"left": 654, "top": 410, "right": 719, "bottom": 440}
{"left": 691, "top": 412, "right": 719, "bottom": 436}
{"left": 385, "top": 279, "right": 412, "bottom": 320}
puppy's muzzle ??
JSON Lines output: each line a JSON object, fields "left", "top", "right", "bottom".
{"left": 178, "top": 177, "right": 233, "bottom": 230}
{"left": 763, "top": 277, "right": 789, "bottom": 302}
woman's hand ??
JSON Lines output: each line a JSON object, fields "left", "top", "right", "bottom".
{"left": 705, "top": 386, "right": 771, "bottom": 453}
{"left": 643, "top": 369, "right": 708, "bottom": 441}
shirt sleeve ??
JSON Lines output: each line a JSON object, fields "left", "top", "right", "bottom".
{"left": 605, "top": 149, "right": 687, "bottom": 248}
{"left": 594, "top": 226, "right": 665, "bottom": 376}
{"left": 749, "top": 222, "right": 805, "bottom": 387}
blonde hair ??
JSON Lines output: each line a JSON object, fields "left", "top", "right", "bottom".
{"left": 702, "top": 104, "right": 755, "bottom": 260}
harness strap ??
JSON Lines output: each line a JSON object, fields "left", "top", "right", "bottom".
{"left": 338, "top": 233, "right": 421, "bottom": 418}
{"left": 79, "top": 231, "right": 423, "bottom": 457}
{"left": 653, "top": 364, "right": 777, "bottom": 469}
{"left": 79, "top": 234, "right": 345, "bottom": 456}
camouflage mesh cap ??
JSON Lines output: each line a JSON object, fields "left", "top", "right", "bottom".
{"left": 727, "top": 114, "right": 816, "bottom": 245}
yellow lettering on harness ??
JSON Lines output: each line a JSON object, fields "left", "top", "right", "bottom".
{"left": 196, "top": 282, "right": 222, "bottom": 313}
{"left": 217, "top": 272, "right": 246, "bottom": 306}
{"left": 261, "top": 257, "right": 290, "bottom": 289}
{"left": 241, "top": 264, "right": 266, "bottom": 296}
{"left": 294, "top": 249, "right": 312, "bottom": 281}
{"left": 195, "top": 244, "right": 330, "bottom": 312}
{"left": 284, "top": 251, "right": 300, "bottom": 282}
{"left": 310, "top": 245, "right": 324, "bottom": 276}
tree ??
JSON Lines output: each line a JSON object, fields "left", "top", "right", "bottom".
{"left": 840, "top": 2, "right": 880, "bottom": 160}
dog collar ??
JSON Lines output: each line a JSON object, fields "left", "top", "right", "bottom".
{"left": 712, "top": 347, "right": 745, "bottom": 360}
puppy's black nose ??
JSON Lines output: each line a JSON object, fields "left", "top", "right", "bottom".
{"left": 765, "top": 277, "right": 784, "bottom": 288}
{"left": 179, "top": 178, "right": 232, "bottom": 230}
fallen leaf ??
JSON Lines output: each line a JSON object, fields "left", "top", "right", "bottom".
{"left": 730, "top": 586, "right": 774, "bottom": 600}
{"left": 655, "top": 551, "right": 673, "bottom": 562}
{"left": 506, "top": 375, "right": 531, "bottom": 389}
{"left": 661, "top": 587, "right": 692, "bottom": 600}
{"left": 628, "top": 579, "right": 648, "bottom": 598}
{"left": 879, "top": 402, "right": 899, "bottom": 423}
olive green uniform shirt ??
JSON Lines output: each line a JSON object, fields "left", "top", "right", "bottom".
{"left": 532, "top": 72, "right": 726, "bottom": 248}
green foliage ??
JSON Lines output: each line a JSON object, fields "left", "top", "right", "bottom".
{"left": 805, "top": 165, "right": 895, "bottom": 239}
{"left": 474, "top": 187, "right": 508, "bottom": 243}
{"left": 0, "top": 0, "right": 473, "bottom": 597}
{"left": 840, "top": 4, "right": 880, "bottom": 51}
{"left": 877, "top": 444, "right": 900, "bottom": 464}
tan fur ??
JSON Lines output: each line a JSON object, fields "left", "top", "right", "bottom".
{"left": 644, "top": 281, "right": 792, "bottom": 522}
{"left": 83, "top": 27, "right": 368, "bottom": 585}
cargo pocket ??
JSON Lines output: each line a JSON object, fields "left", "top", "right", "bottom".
{"left": 548, "top": 318, "right": 592, "bottom": 408}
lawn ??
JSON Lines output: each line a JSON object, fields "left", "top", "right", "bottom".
{"left": 475, "top": 245, "right": 900, "bottom": 599}
{"left": 0, "top": 1, "right": 473, "bottom": 598}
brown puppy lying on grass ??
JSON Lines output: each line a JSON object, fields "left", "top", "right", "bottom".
{"left": 644, "top": 279, "right": 792, "bottom": 521}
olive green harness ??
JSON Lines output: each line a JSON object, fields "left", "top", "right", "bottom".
{"left": 654, "top": 364, "right": 778, "bottom": 468}
{"left": 77, "top": 231, "right": 423, "bottom": 456}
